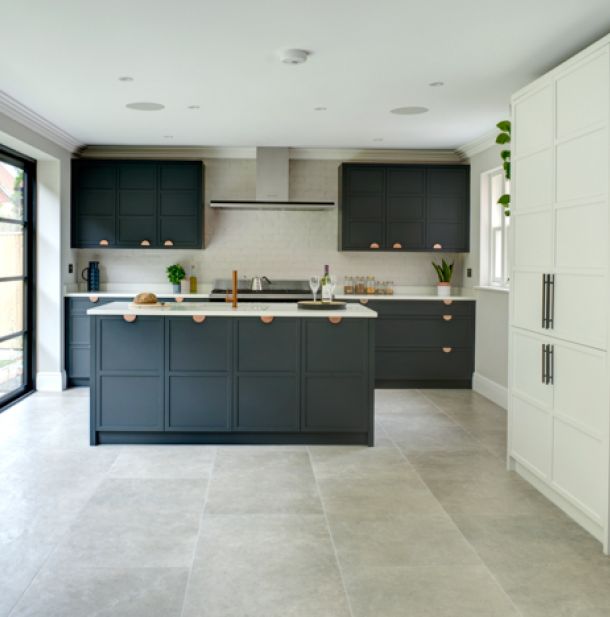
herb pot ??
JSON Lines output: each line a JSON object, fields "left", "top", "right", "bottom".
{"left": 172, "top": 283, "right": 181, "bottom": 293}
{"left": 437, "top": 282, "right": 451, "bottom": 297}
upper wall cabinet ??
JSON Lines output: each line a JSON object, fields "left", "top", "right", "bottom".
{"left": 338, "top": 163, "right": 470, "bottom": 252}
{"left": 71, "top": 159, "right": 204, "bottom": 249}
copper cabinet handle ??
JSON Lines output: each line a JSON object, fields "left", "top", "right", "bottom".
{"left": 192, "top": 315, "right": 206, "bottom": 323}
{"left": 260, "top": 315, "right": 274, "bottom": 324}
{"left": 175, "top": 296, "right": 184, "bottom": 303}
{"left": 369, "top": 242, "right": 380, "bottom": 249}
{"left": 89, "top": 295, "right": 99, "bottom": 303}
{"left": 442, "top": 347, "right": 452, "bottom": 353}
{"left": 140, "top": 239, "right": 151, "bottom": 247}
{"left": 392, "top": 242, "right": 403, "bottom": 249}
{"left": 328, "top": 316, "right": 343, "bottom": 325}
{"left": 360, "top": 298, "right": 369, "bottom": 305}
{"left": 123, "top": 314, "right": 136, "bottom": 323}
{"left": 442, "top": 314, "right": 453, "bottom": 321}
{"left": 163, "top": 240, "right": 174, "bottom": 247}
{"left": 99, "top": 239, "right": 109, "bottom": 246}
{"left": 433, "top": 243, "right": 442, "bottom": 250}
{"left": 442, "top": 299, "right": 453, "bottom": 306}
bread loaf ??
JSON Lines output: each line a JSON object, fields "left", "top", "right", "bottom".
{"left": 133, "top": 292, "right": 158, "bottom": 305}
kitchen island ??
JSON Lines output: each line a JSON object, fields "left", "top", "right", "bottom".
{"left": 87, "top": 302, "right": 377, "bottom": 446}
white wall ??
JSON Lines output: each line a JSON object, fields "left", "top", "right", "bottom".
{"left": 76, "top": 156, "right": 465, "bottom": 287}
{"left": 0, "top": 111, "right": 73, "bottom": 391}
{"left": 462, "top": 142, "right": 509, "bottom": 408}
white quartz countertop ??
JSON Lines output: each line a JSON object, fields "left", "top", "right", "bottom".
{"left": 335, "top": 294, "right": 475, "bottom": 301}
{"left": 87, "top": 301, "right": 378, "bottom": 318}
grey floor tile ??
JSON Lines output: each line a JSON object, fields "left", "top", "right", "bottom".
{"left": 182, "top": 513, "right": 350, "bottom": 617}
{"left": 343, "top": 564, "right": 520, "bottom": 617}
{"left": 9, "top": 564, "right": 189, "bottom": 617}
{"left": 52, "top": 478, "right": 207, "bottom": 567}
{"left": 328, "top": 512, "right": 481, "bottom": 567}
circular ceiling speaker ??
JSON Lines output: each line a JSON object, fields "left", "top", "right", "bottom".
{"left": 279, "top": 49, "right": 309, "bottom": 65}
{"left": 125, "top": 102, "right": 165, "bottom": 111}
{"left": 390, "top": 106, "right": 429, "bottom": 115}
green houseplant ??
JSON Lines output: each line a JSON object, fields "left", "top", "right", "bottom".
{"left": 166, "top": 264, "right": 186, "bottom": 293}
{"left": 496, "top": 120, "right": 511, "bottom": 216}
{"left": 432, "top": 259, "right": 454, "bottom": 297}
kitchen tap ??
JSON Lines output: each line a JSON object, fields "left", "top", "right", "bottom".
{"left": 225, "top": 270, "right": 238, "bottom": 308}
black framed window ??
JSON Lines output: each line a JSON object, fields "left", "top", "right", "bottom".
{"left": 0, "top": 146, "right": 35, "bottom": 410}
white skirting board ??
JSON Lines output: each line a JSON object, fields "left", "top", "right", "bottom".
{"left": 36, "top": 371, "right": 66, "bottom": 392}
{"left": 472, "top": 372, "right": 507, "bottom": 409}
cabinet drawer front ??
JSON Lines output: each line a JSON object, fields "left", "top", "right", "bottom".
{"left": 236, "top": 376, "right": 299, "bottom": 431}
{"left": 99, "top": 317, "right": 164, "bottom": 372}
{"left": 167, "top": 375, "right": 231, "bottom": 431}
{"left": 168, "top": 318, "right": 230, "bottom": 372}
{"left": 305, "top": 319, "right": 367, "bottom": 373}
{"left": 368, "top": 300, "right": 475, "bottom": 317}
{"left": 237, "top": 319, "right": 299, "bottom": 372}
{"left": 98, "top": 375, "right": 163, "bottom": 430}
{"left": 303, "top": 376, "right": 368, "bottom": 432}
{"left": 376, "top": 317, "right": 473, "bottom": 348}
{"left": 376, "top": 348, "right": 473, "bottom": 381}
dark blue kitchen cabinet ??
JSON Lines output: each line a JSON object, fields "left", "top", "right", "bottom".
{"left": 339, "top": 163, "right": 470, "bottom": 252}
{"left": 71, "top": 159, "right": 203, "bottom": 249}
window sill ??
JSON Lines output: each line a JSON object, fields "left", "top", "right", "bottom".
{"left": 475, "top": 285, "right": 509, "bottom": 294}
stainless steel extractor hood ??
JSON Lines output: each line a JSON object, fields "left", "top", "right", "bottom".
{"left": 210, "top": 147, "right": 335, "bottom": 211}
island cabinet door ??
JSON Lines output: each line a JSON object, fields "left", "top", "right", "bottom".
{"left": 235, "top": 318, "right": 300, "bottom": 431}
{"left": 302, "top": 319, "right": 371, "bottom": 432}
{"left": 95, "top": 316, "right": 164, "bottom": 431}
{"left": 165, "top": 318, "right": 232, "bottom": 431}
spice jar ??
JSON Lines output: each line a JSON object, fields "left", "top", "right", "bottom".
{"left": 366, "top": 276, "right": 376, "bottom": 295}
{"left": 355, "top": 277, "right": 366, "bottom": 295}
{"left": 386, "top": 281, "right": 394, "bottom": 295}
{"left": 343, "top": 276, "right": 354, "bottom": 294}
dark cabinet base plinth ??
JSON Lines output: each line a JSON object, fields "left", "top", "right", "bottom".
{"left": 95, "top": 431, "right": 372, "bottom": 446}
{"left": 375, "top": 379, "right": 472, "bottom": 389}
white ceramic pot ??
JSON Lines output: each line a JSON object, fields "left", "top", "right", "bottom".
{"left": 437, "top": 283, "right": 451, "bottom": 297}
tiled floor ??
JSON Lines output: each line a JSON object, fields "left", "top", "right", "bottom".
{"left": 0, "top": 388, "right": 608, "bottom": 616}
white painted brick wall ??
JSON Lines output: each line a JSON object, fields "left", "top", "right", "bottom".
{"left": 76, "top": 159, "right": 464, "bottom": 285}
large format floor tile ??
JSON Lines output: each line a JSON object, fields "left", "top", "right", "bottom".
{"left": 1, "top": 387, "right": 608, "bottom": 617}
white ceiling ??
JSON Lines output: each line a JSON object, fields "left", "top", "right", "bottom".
{"left": 1, "top": 0, "right": 610, "bottom": 150}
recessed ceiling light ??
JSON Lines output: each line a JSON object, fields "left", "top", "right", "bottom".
{"left": 278, "top": 49, "right": 309, "bottom": 65}
{"left": 163, "top": 135, "right": 173, "bottom": 139}
{"left": 314, "top": 106, "right": 327, "bottom": 111}
{"left": 429, "top": 81, "right": 444, "bottom": 87}
{"left": 187, "top": 105, "right": 200, "bottom": 109}
{"left": 373, "top": 138, "right": 384, "bottom": 142}
{"left": 118, "top": 76, "right": 134, "bottom": 82}
{"left": 390, "top": 106, "right": 429, "bottom": 115}
{"left": 126, "top": 102, "right": 165, "bottom": 111}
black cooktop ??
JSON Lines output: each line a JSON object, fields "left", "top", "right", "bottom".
{"left": 211, "top": 279, "right": 310, "bottom": 295}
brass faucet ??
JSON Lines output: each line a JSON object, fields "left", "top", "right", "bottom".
{"left": 225, "top": 270, "right": 238, "bottom": 308}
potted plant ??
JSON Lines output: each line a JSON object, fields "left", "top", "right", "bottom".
{"left": 432, "top": 259, "right": 454, "bottom": 297}
{"left": 166, "top": 264, "right": 186, "bottom": 293}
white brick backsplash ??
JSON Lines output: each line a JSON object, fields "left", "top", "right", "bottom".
{"left": 76, "top": 159, "right": 463, "bottom": 285}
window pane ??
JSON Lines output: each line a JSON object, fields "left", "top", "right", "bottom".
{"left": 0, "top": 280, "right": 23, "bottom": 337}
{"left": 0, "top": 161, "right": 24, "bottom": 220}
{"left": 0, "top": 222, "right": 24, "bottom": 277}
{"left": 494, "top": 229, "right": 503, "bottom": 280}
{"left": 0, "top": 335, "right": 23, "bottom": 397}
{"left": 490, "top": 172, "right": 504, "bottom": 207}
{"left": 491, "top": 201, "right": 502, "bottom": 229}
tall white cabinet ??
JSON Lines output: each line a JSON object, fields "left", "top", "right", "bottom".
{"left": 509, "top": 35, "right": 610, "bottom": 552}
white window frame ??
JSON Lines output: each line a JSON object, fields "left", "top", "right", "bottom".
{"left": 480, "top": 167, "right": 510, "bottom": 288}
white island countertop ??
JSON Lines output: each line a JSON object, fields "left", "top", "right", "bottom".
{"left": 87, "top": 301, "right": 378, "bottom": 318}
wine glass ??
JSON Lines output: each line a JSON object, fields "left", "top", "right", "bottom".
{"left": 329, "top": 274, "right": 337, "bottom": 301}
{"left": 309, "top": 275, "right": 320, "bottom": 303}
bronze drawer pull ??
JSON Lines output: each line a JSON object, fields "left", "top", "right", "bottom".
{"left": 175, "top": 296, "right": 184, "bottom": 303}
{"left": 328, "top": 316, "right": 343, "bottom": 325}
{"left": 163, "top": 240, "right": 174, "bottom": 247}
{"left": 442, "top": 314, "right": 453, "bottom": 321}
{"left": 89, "top": 295, "right": 99, "bottom": 303}
{"left": 369, "top": 242, "right": 380, "bottom": 249}
{"left": 442, "top": 347, "right": 452, "bottom": 353}
{"left": 123, "top": 314, "right": 136, "bottom": 323}
{"left": 99, "top": 239, "right": 109, "bottom": 246}
{"left": 260, "top": 315, "right": 274, "bottom": 324}
{"left": 360, "top": 298, "right": 369, "bottom": 305}
{"left": 392, "top": 242, "right": 403, "bottom": 249}
{"left": 140, "top": 240, "right": 151, "bottom": 247}
{"left": 192, "top": 315, "right": 206, "bottom": 323}
{"left": 442, "top": 299, "right": 453, "bottom": 306}
{"left": 433, "top": 243, "right": 442, "bottom": 250}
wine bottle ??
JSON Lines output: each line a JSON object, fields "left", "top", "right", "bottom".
{"left": 321, "top": 264, "right": 332, "bottom": 303}
{"left": 189, "top": 265, "right": 197, "bottom": 293}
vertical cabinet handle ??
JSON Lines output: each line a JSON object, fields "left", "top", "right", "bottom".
{"left": 541, "top": 344, "right": 554, "bottom": 385}
{"left": 541, "top": 343, "right": 547, "bottom": 384}
{"left": 548, "top": 274, "right": 555, "bottom": 329}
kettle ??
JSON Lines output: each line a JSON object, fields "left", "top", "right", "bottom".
{"left": 82, "top": 261, "right": 100, "bottom": 292}
{"left": 251, "top": 275, "right": 271, "bottom": 291}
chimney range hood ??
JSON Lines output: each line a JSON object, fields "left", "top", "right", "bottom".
{"left": 210, "top": 147, "right": 335, "bottom": 211}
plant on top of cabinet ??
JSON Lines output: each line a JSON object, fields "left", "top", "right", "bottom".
{"left": 432, "top": 259, "right": 454, "bottom": 297}
{"left": 495, "top": 120, "right": 511, "bottom": 216}
{"left": 166, "top": 264, "right": 186, "bottom": 293}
